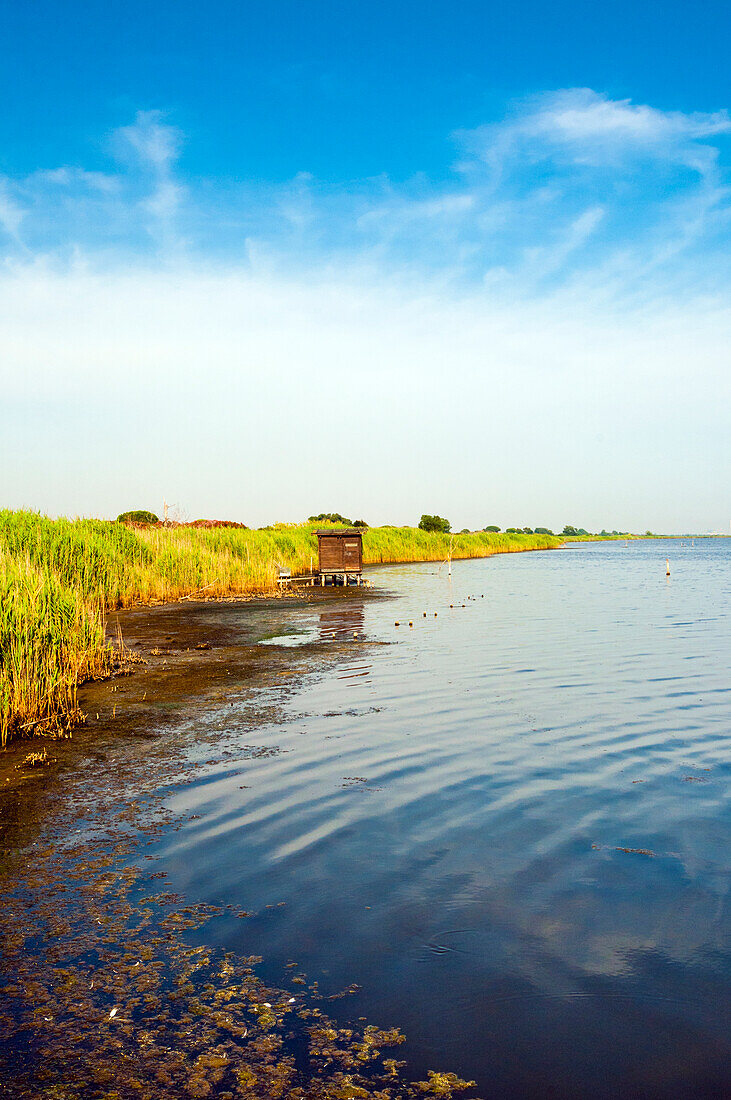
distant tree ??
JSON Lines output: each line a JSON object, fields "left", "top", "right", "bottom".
{"left": 484, "top": 525, "right": 501, "bottom": 532}
{"left": 459, "top": 528, "right": 470, "bottom": 534}
{"left": 577, "top": 528, "right": 589, "bottom": 535}
{"left": 562, "top": 525, "right": 578, "bottom": 536}
{"left": 534, "top": 527, "right": 553, "bottom": 535}
{"left": 308, "top": 512, "right": 352, "bottom": 525}
{"left": 117, "top": 510, "right": 159, "bottom": 525}
{"left": 352, "top": 519, "right": 368, "bottom": 528}
{"left": 522, "top": 527, "right": 533, "bottom": 534}
{"left": 418, "top": 514, "right": 451, "bottom": 534}
{"left": 506, "top": 527, "right": 520, "bottom": 533}
{"left": 644, "top": 529, "right": 654, "bottom": 537}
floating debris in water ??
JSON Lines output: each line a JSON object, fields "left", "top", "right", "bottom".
{"left": 592, "top": 843, "right": 657, "bottom": 857}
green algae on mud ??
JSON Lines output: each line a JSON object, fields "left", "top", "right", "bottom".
{"left": 0, "top": 595, "right": 479, "bottom": 1099}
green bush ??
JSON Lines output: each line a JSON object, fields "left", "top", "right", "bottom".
{"left": 117, "top": 510, "right": 159, "bottom": 525}
{"left": 484, "top": 525, "right": 500, "bottom": 532}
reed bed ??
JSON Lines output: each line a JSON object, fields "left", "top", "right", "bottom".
{"left": 0, "top": 511, "right": 561, "bottom": 745}
{"left": 362, "top": 526, "right": 559, "bottom": 563}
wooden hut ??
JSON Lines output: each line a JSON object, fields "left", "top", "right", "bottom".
{"left": 316, "top": 529, "right": 364, "bottom": 585}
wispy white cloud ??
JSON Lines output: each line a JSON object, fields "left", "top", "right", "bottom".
{"left": 462, "top": 88, "right": 731, "bottom": 175}
{"left": 518, "top": 204, "right": 605, "bottom": 283}
{"left": 111, "top": 110, "right": 182, "bottom": 175}
{"left": 32, "top": 167, "right": 120, "bottom": 194}
{"left": 107, "top": 110, "right": 186, "bottom": 253}
{"left": 0, "top": 179, "right": 26, "bottom": 246}
{"left": 0, "top": 90, "right": 729, "bottom": 301}
{"left": 357, "top": 191, "right": 476, "bottom": 230}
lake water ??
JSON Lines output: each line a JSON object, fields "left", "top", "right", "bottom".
{"left": 153, "top": 539, "right": 730, "bottom": 1097}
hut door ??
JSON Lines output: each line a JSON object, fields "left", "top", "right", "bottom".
{"left": 343, "top": 539, "right": 360, "bottom": 571}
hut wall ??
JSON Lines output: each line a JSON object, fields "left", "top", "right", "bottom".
{"left": 317, "top": 532, "right": 363, "bottom": 573}
{"left": 319, "top": 537, "right": 346, "bottom": 572}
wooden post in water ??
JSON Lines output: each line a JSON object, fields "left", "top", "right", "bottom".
{"left": 666, "top": 559, "right": 670, "bottom": 576}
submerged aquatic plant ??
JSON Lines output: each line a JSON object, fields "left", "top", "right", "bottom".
{"left": 0, "top": 674, "right": 480, "bottom": 1099}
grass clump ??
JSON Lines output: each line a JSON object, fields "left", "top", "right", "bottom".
{"left": 0, "top": 543, "right": 108, "bottom": 744}
{"left": 0, "top": 510, "right": 561, "bottom": 744}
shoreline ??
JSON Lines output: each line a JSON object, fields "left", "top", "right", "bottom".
{"left": 1, "top": 585, "right": 384, "bottom": 797}
{"left": 1, "top": 518, "right": 562, "bottom": 747}
{"left": 3, "top": 526, "right": 671, "bottom": 748}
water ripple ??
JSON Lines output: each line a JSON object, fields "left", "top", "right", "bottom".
{"left": 155, "top": 538, "right": 730, "bottom": 1098}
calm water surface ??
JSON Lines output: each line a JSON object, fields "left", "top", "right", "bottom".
{"left": 155, "top": 539, "right": 730, "bottom": 1097}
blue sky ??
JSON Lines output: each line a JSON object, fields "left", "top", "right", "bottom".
{"left": 1, "top": 1, "right": 729, "bottom": 531}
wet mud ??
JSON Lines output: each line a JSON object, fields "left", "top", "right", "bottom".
{"left": 0, "top": 591, "right": 475, "bottom": 1099}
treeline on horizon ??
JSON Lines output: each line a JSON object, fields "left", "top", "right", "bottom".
{"left": 119, "top": 508, "right": 636, "bottom": 539}
{"left": 1, "top": 509, "right": 563, "bottom": 746}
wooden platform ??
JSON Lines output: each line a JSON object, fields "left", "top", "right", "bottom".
{"left": 277, "top": 573, "right": 370, "bottom": 588}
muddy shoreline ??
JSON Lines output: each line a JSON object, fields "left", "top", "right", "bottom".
{"left": 1, "top": 588, "right": 378, "bottom": 803}
{"left": 0, "top": 587, "right": 477, "bottom": 1098}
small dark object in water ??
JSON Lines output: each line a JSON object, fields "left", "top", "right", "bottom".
{"left": 195, "top": 642, "right": 210, "bottom": 650}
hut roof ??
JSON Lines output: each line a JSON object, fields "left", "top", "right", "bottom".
{"left": 314, "top": 529, "right": 363, "bottom": 537}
